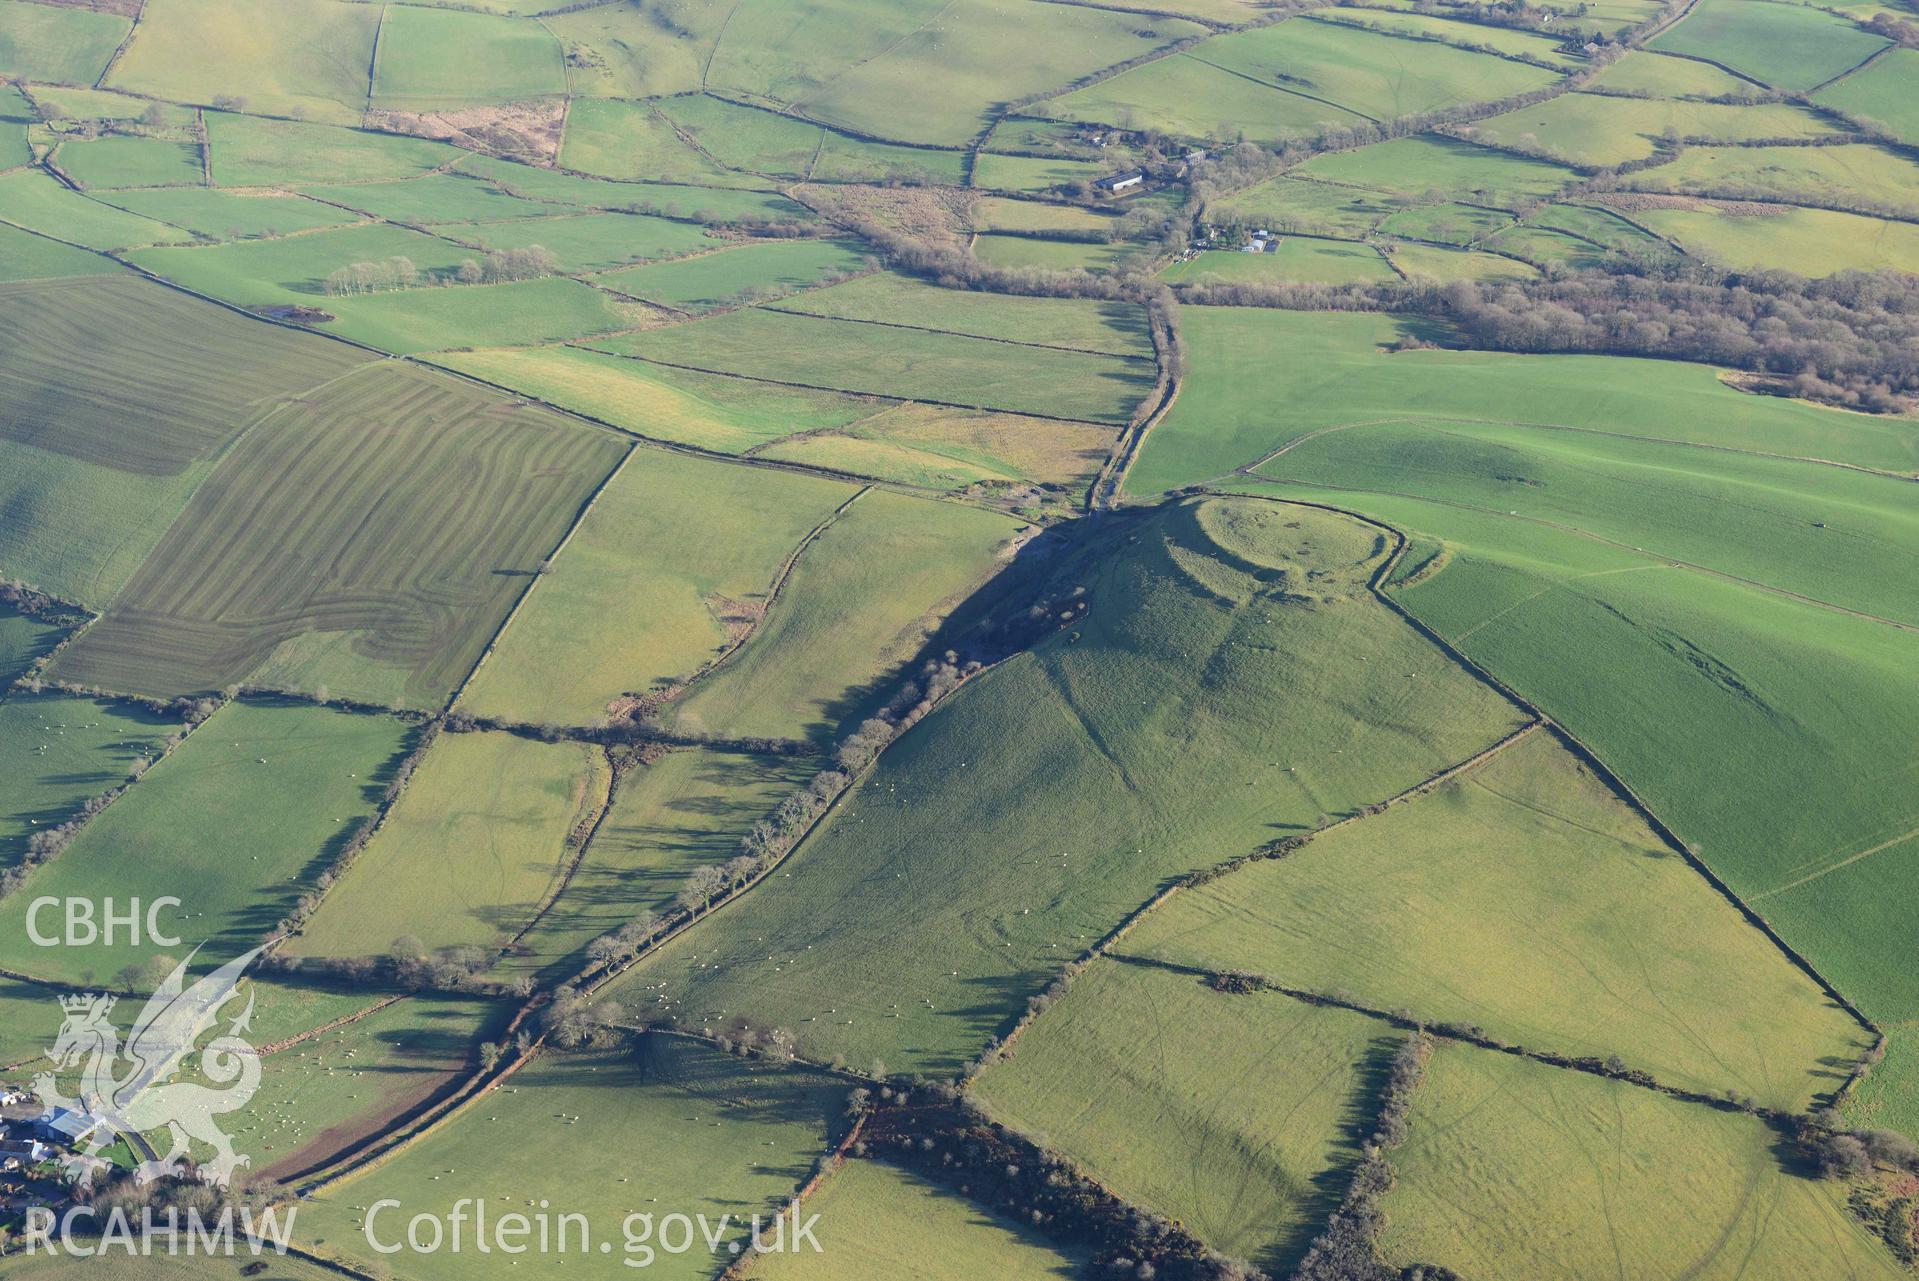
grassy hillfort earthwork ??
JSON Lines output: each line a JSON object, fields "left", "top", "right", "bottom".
{"left": 0, "top": 0, "right": 1916, "bottom": 1275}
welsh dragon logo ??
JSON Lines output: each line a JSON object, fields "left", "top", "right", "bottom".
{"left": 34, "top": 944, "right": 264, "bottom": 1189}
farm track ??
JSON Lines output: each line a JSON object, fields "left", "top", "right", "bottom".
{"left": 1093, "top": 301, "right": 1182, "bottom": 508}
{"left": 632, "top": 485, "right": 873, "bottom": 716}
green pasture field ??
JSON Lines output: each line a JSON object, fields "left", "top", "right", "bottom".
{"left": 1816, "top": 48, "right": 1919, "bottom": 145}
{"left": 1214, "top": 18, "right": 1561, "bottom": 123}
{"left": 1618, "top": 198, "right": 1919, "bottom": 274}
{"left": 1386, "top": 241, "right": 1537, "bottom": 281}
{"left": 0, "top": 600, "right": 61, "bottom": 685}
{"left": 436, "top": 210, "right": 716, "bottom": 272}
{"left": 1124, "top": 306, "right": 1919, "bottom": 494}
{"left": 594, "top": 307, "right": 1156, "bottom": 424}
{"left": 1401, "top": 0, "right": 1662, "bottom": 34}
{"left": 0, "top": 82, "right": 30, "bottom": 168}
{"left": 1257, "top": 412, "right": 1919, "bottom": 632}
{"left": 370, "top": 5, "right": 566, "bottom": 111}
{"left": 971, "top": 197, "right": 1118, "bottom": 236}
{"left": 971, "top": 152, "right": 1110, "bottom": 194}
{"left": 741, "top": 1157, "right": 1083, "bottom": 1281}
{"left": 657, "top": 93, "right": 826, "bottom": 178}
{"left": 0, "top": 220, "right": 121, "bottom": 280}
{"left": 1376, "top": 1044, "right": 1906, "bottom": 1279}
{"left": 446, "top": 342, "right": 1104, "bottom": 492}
{"left": 1587, "top": 48, "right": 1760, "bottom": 97}
{"left": 1649, "top": 0, "right": 1889, "bottom": 91}
{"left": 2, "top": 1251, "right": 348, "bottom": 1281}
{"left": 0, "top": 972, "right": 82, "bottom": 1069}
{"left": 1214, "top": 176, "right": 1400, "bottom": 236}
{"left": 714, "top": 0, "right": 1182, "bottom": 146}
{"left": 298, "top": 1036, "right": 851, "bottom": 1281}
{"left": 1047, "top": 0, "right": 1268, "bottom": 15}
{"left": 990, "top": 119, "right": 1120, "bottom": 158}
{"left": 0, "top": 167, "right": 184, "bottom": 249}
{"left": 52, "top": 362, "right": 625, "bottom": 708}
{"left": 1480, "top": 223, "right": 1609, "bottom": 267}
{"left": 128, "top": 220, "right": 477, "bottom": 310}
{"left": 505, "top": 747, "right": 820, "bottom": 979}
{"left": 322, "top": 277, "right": 646, "bottom": 354}
{"left": 1239, "top": 489, "right": 1919, "bottom": 1024}
{"left": 544, "top": 0, "right": 712, "bottom": 99}
{"left": 755, "top": 402, "right": 1115, "bottom": 492}
{"left": 812, "top": 133, "right": 969, "bottom": 186}
{"left": 1626, "top": 143, "right": 1919, "bottom": 217}
{"left": 247, "top": 993, "right": 494, "bottom": 1181}
{"left": 27, "top": 86, "right": 148, "bottom": 122}
{"left": 698, "top": 0, "right": 957, "bottom": 118}
{"left": 774, "top": 272, "right": 1152, "bottom": 358}
{"left": 611, "top": 499, "right": 1526, "bottom": 1074}
{"left": 968, "top": 228, "right": 1134, "bottom": 269}
{"left": 653, "top": 92, "right": 972, "bottom": 185}
{"left": 1043, "top": 48, "right": 1368, "bottom": 144}
{"left": 0, "top": 692, "right": 178, "bottom": 869}
{"left": 971, "top": 233, "right": 1136, "bottom": 271}
{"left": 594, "top": 238, "right": 874, "bottom": 313}
{"left": 291, "top": 732, "right": 607, "bottom": 959}
{"left": 0, "top": 274, "right": 373, "bottom": 604}
{"left": 977, "top": 959, "right": 1394, "bottom": 1272}
{"left": 1526, "top": 200, "right": 1668, "bottom": 252}
{"left": 297, "top": 171, "right": 564, "bottom": 224}
{"left": 0, "top": 0, "right": 129, "bottom": 86}
{"left": 1126, "top": 729, "right": 1869, "bottom": 1109}
{"left": 237, "top": 976, "right": 393, "bottom": 1048}
{"left": 1295, "top": 134, "right": 1575, "bottom": 206}
{"left": 773, "top": 0, "right": 1203, "bottom": 147}
{"left": 109, "top": 0, "right": 377, "bottom": 125}
{"left": 460, "top": 152, "right": 813, "bottom": 222}
{"left": 1162, "top": 240, "right": 1395, "bottom": 284}
{"left": 0, "top": 433, "right": 206, "bottom": 611}
{"left": 205, "top": 111, "right": 463, "bottom": 186}
{"left": 99, "top": 186, "right": 359, "bottom": 239}
{"left": 457, "top": 447, "right": 854, "bottom": 727}
{"left": 1316, "top": 8, "right": 1581, "bottom": 64}
{"left": 1464, "top": 93, "right": 1835, "bottom": 166}
{"left": 559, "top": 98, "right": 768, "bottom": 189}
{"left": 1844, "top": 1026, "right": 1919, "bottom": 1139}
{"left": 1376, "top": 200, "right": 1513, "bottom": 245}
{"left": 0, "top": 698, "right": 412, "bottom": 987}
{"left": 669, "top": 489, "right": 1017, "bottom": 744}
{"left": 55, "top": 135, "right": 204, "bottom": 190}
{"left": 430, "top": 344, "right": 879, "bottom": 454}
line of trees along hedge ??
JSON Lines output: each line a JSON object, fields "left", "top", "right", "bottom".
{"left": 322, "top": 246, "right": 561, "bottom": 296}
{"left": 1432, "top": 266, "right": 1919, "bottom": 411}
{"left": 1293, "top": 1033, "right": 1449, "bottom": 1281}
{"left": 861, "top": 1088, "right": 1260, "bottom": 1280}
{"left": 1165, "top": 262, "right": 1919, "bottom": 414}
